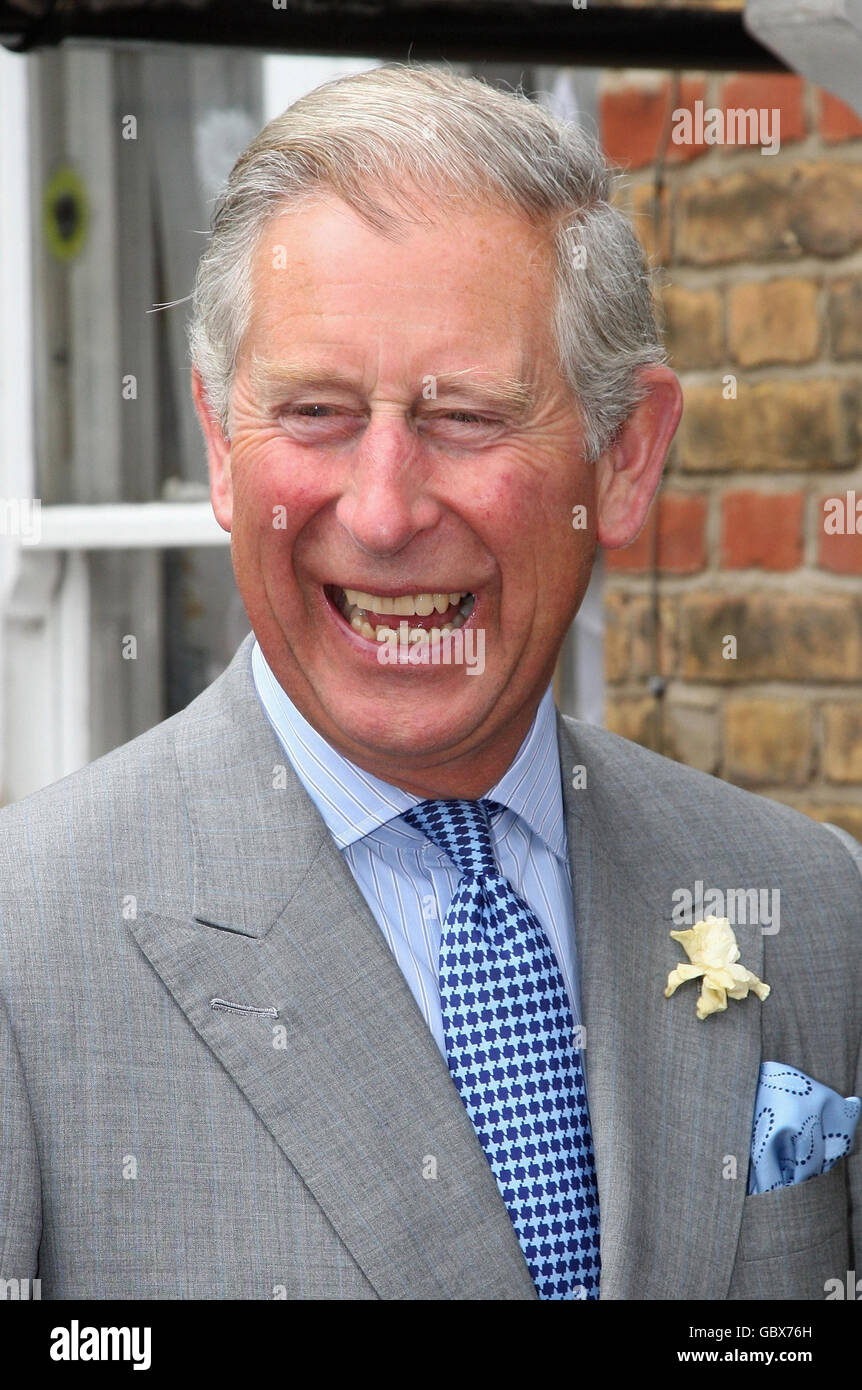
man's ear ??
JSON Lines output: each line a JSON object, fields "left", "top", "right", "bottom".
{"left": 192, "top": 367, "right": 233, "bottom": 533}
{"left": 595, "top": 365, "right": 683, "bottom": 549}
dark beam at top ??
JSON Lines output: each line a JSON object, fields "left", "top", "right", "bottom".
{"left": 1, "top": 1, "right": 788, "bottom": 70}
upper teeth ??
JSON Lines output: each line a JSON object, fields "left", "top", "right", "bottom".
{"left": 342, "top": 589, "right": 468, "bottom": 616}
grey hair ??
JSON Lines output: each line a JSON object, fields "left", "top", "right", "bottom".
{"left": 188, "top": 62, "right": 665, "bottom": 464}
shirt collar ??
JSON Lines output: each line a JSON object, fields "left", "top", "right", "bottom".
{"left": 251, "top": 639, "right": 567, "bottom": 862}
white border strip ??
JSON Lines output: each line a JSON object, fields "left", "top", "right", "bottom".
{"left": 0, "top": 48, "right": 33, "bottom": 585}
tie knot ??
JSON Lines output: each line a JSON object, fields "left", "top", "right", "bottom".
{"left": 403, "top": 798, "right": 503, "bottom": 879}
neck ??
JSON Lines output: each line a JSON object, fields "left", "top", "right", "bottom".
{"left": 254, "top": 641, "right": 556, "bottom": 801}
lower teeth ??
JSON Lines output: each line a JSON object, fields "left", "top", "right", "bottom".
{"left": 349, "top": 613, "right": 375, "bottom": 640}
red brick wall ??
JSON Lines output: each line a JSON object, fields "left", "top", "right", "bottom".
{"left": 600, "top": 68, "right": 862, "bottom": 841}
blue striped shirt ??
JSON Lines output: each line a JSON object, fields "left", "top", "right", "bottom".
{"left": 251, "top": 640, "right": 582, "bottom": 1055}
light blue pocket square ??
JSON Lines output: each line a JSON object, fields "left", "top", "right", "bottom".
{"left": 748, "top": 1061, "right": 861, "bottom": 1195}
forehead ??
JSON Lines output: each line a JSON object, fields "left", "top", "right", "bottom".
{"left": 244, "top": 191, "right": 559, "bottom": 361}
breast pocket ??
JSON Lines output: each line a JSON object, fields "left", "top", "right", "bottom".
{"left": 727, "top": 1163, "right": 849, "bottom": 1300}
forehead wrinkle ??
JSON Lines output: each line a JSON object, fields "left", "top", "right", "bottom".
{"left": 258, "top": 304, "right": 502, "bottom": 331}
{"left": 259, "top": 244, "right": 533, "bottom": 298}
{"left": 321, "top": 280, "right": 521, "bottom": 308}
{"left": 248, "top": 352, "right": 536, "bottom": 416}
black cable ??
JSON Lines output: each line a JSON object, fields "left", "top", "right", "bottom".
{"left": 2, "top": 0, "right": 61, "bottom": 54}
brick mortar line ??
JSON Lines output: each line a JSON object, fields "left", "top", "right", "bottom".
{"left": 659, "top": 254, "right": 862, "bottom": 287}
{"left": 600, "top": 69, "right": 710, "bottom": 93}
{"left": 749, "top": 787, "right": 862, "bottom": 801}
{"left": 673, "top": 362, "right": 862, "bottom": 383}
{"left": 669, "top": 140, "right": 862, "bottom": 178}
{"left": 729, "top": 791, "right": 862, "bottom": 803}
{"left": 803, "top": 74, "right": 823, "bottom": 137}
{"left": 604, "top": 571, "right": 862, "bottom": 592}
{"left": 617, "top": 143, "right": 862, "bottom": 189}
{"left": 665, "top": 679, "right": 862, "bottom": 699}
{"left": 607, "top": 674, "right": 862, "bottom": 688}
{"left": 611, "top": 678, "right": 862, "bottom": 700}
{"left": 669, "top": 470, "right": 862, "bottom": 481}
{"left": 654, "top": 469, "right": 862, "bottom": 490}
{"left": 671, "top": 459, "right": 858, "bottom": 482}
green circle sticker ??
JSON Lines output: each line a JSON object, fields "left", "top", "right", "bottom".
{"left": 43, "top": 166, "right": 88, "bottom": 261}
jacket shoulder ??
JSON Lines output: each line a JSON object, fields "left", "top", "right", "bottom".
{"left": 558, "top": 711, "right": 862, "bottom": 878}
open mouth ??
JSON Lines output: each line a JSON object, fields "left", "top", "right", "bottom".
{"left": 325, "top": 585, "right": 476, "bottom": 643}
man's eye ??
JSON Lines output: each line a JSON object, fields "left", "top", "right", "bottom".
{"left": 423, "top": 411, "right": 501, "bottom": 429}
{"left": 277, "top": 404, "right": 360, "bottom": 437}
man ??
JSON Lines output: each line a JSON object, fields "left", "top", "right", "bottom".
{"left": 2, "top": 63, "right": 861, "bottom": 1301}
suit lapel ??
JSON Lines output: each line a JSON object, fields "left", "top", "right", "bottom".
{"left": 558, "top": 714, "right": 763, "bottom": 1299}
{"left": 128, "top": 639, "right": 535, "bottom": 1301}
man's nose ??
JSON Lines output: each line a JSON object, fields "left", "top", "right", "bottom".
{"left": 335, "top": 419, "right": 442, "bottom": 557}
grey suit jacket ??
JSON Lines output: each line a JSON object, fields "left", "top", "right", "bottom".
{"left": 1, "top": 633, "right": 861, "bottom": 1299}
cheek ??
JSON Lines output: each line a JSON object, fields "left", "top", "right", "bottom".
{"left": 466, "top": 464, "right": 542, "bottom": 534}
{"left": 473, "top": 455, "right": 589, "bottom": 562}
{"left": 484, "top": 458, "right": 595, "bottom": 624}
{"left": 231, "top": 441, "right": 328, "bottom": 534}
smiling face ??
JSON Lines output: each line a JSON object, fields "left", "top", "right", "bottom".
{"left": 194, "top": 188, "right": 677, "bottom": 797}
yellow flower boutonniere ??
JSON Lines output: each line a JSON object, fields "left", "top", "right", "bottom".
{"left": 664, "top": 915, "right": 770, "bottom": 1021}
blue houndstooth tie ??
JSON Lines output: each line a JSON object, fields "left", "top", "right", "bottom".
{"left": 403, "top": 797, "right": 601, "bottom": 1300}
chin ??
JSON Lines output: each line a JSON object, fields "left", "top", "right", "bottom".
{"left": 322, "top": 677, "right": 495, "bottom": 764}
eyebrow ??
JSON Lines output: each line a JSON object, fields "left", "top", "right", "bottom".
{"left": 248, "top": 356, "right": 536, "bottom": 418}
